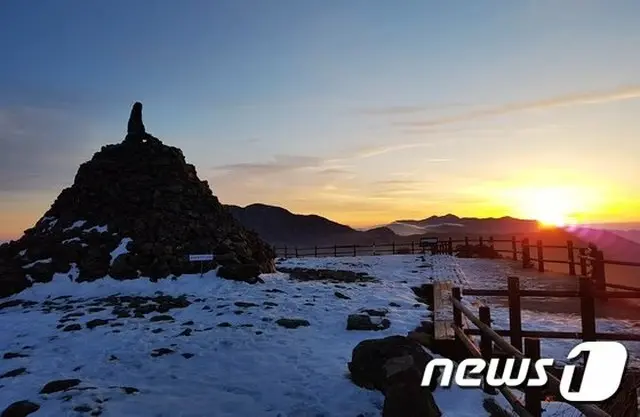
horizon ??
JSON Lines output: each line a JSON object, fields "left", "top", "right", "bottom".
{"left": 2, "top": 1, "right": 640, "bottom": 239}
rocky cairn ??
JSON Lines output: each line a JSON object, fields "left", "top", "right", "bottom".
{"left": 0, "top": 102, "right": 276, "bottom": 298}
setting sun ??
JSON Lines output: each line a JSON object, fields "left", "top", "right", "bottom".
{"left": 495, "top": 184, "right": 604, "bottom": 228}
{"left": 527, "top": 188, "right": 577, "bottom": 227}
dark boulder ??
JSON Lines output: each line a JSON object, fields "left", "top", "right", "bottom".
{"left": 348, "top": 335, "right": 440, "bottom": 392}
{"left": 348, "top": 336, "right": 442, "bottom": 417}
{"left": 218, "top": 264, "right": 261, "bottom": 284}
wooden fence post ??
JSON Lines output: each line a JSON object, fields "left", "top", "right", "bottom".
{"left": 567, "top": 240, "right": 576, "bottom": 276}
{"left": 524, "top": 338, "right": 542, "bottom": 417}
{"left": 464, "top": 236, "right": 469, "bottom": 247}
{"left": 479, "top": 306, "right": 497, "bottom": 395}
{"left": 508, "top": 276, "right": 523, "bottom": 352}
{"left": 522, "top": 238, "right": 531, "bottom": 268}
{"left": 314, "top": 245, "right": 318, "bottom": 257}
{"left": 295, "top": 247, "right": 299, "bottom": 258}
{"left": 448, "top": 237, "right": 453, "bottom": 255}
{"left": 511, "top": 236, "right": 517, "bottom": 261}
{"left": 592, "top": 249, "right": 607, "bottom": 302}
{"left": 284, "top": 245, "right": 288, "bottom": 258}
{"left": 353, "top": 244, "right": 356, "bottom": 257}
{"left": 452, "top": 287, "right": 462, "bottom": 346}
{"left": 334, "top": 244, "right": 337, "bottom": 257}
{"left": 536, "top": 240, "right": 544, "bottom": 272}
{"left": 392, "top": 241, "right": 396, "bottom": 255}
{"left": 580, "top": 278, "right": 596, "bottom": 342}
{"left": 411, "top": 241, "right": 415, "bottom": 254}
{"left": 489, "top": 236, "right": 494, "bottom": 250}
{"left": 479, "top": 236, "right": 484, "bottom": 246}
{"left": 579, "top": 248, "right": 587, "bottom": 276}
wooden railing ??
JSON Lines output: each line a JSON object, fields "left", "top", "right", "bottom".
{"left": 440, "top": 275, "right": 640, "bottom": 417}
{"left": 275, "top": 235, "right": 640, "bottom": 294}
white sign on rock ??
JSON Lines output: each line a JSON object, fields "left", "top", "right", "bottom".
{"left": 188, "top": 254, "right": 214, "bottom": 262}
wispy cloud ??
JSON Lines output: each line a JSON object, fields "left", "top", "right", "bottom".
{"left": 210, "top": 155, "right": 326, "bottom": 176}
{"left": 354, "top": 103, "right": 474, "bottom": 116}
{"left": 395, "top": 85, "right": 640, "bottom": 128}
{"left": 350, "top": 142, "right": 439, "bottom": 159}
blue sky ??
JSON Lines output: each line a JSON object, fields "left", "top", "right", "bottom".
{"left": 1, "top": 0, "right": 640, "bottom": 237}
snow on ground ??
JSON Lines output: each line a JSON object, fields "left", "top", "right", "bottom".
{"left": 0, "top": 254, "right": 604, "bottom": 416}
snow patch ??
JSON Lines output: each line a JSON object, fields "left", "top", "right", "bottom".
{"left": 61, "top": 237, "right": 82, "bottom": 244}
{"left": 84, "top": 224, "right": 109, "bottom": 233}
{"left": 22, "top": 258, "right": 53, "bottom": 269}
{"left": 63, "top": 219, "right": 87, "bottom": 232}
{"left": 40, "top": 216, "right": 58, "bottom": 231}
{"left": 18, "top": 249, "right": 27, "bottom": 257}
{"left": 110, "top": 237, "right": 132, "bottom": 265}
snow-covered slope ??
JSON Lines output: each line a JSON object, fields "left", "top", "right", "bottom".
{"left": 0, "top": 254, "right": 613, "bottom": 416}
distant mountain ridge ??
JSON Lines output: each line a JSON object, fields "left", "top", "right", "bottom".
{"left": 386, "top": 214, "right": 540, "bottom": 236}
{"left": 225, "top": 204, "right": 395, "bottom": 246}
{"left": 225, "top": 204, "right": 640, "bottom": 263}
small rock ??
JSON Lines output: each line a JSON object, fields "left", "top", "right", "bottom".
{"left": 0, "top": 400, "right": 40, "bottom": 417}
{"left": 182, "top": 320, "right": 194, "bottom": 326}
{"left": 275, "top": 318, "right": 310, "bottom": 329}
{"left": 347, "top": 314, "right": 390, "bottom": 331}
{"left": 40, "top": 378, "right": 81, "bottom": 394}
{"left": 234, "top": 301, "right": 258, "bottom": 308}
{"left": 150, "top": 348, "right": 174, "bottom": 357}
{"left": 151, "top": 328, "right": 164, "bottom": 334}
{"left": 177, "top": 328, "right": 192, "bottom": 336}
{"left": 63, "top": 324, "right": 82, "bottom": 332}
{"left": 182, "top": 353, "right": 194, "bottom": 359}
{"left": 217, "top": 322, "right": 232, "bottom": 328}
{"left": 86, "top": 319, "right": 109, "bottom": 329}
{"left": 263, "top": 301, "right": 278, "bottom": 307}
{"left": 3, "top": 352, "right": 28, "bottom": 359}
{"left": 73, "top": 405, "right": 92, "bottom": 413}
{"left": 334, "top": 291, "right": 351, "bottom": 300}
{"left": 360, "top": 308, "right": 388, "bottom": 317}
{"left": 149, "top": 314, "right": 174, "bottom": 322}
{"left": 121, "top": 386, "right": 139, "bottom": 394}
{"left": 0, "top": 368, "right": 26, "bottom": 379}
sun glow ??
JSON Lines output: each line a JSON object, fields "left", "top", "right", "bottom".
{"left": 527, "top": 188, "right": 577, "bottom": 227}
{"left": 502, "top": 185, "right": 598, "bottom": 228}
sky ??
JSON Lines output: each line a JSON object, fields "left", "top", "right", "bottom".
{"left": 1, "top": 0, "right": 640, "bottom": 239}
